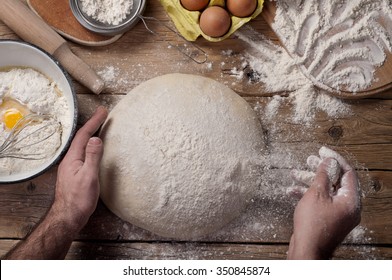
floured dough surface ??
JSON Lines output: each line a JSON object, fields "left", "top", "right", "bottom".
{"left": 99, "top": 73, "right": 265, "bottom": 239}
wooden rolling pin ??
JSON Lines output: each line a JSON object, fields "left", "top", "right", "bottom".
{"left": 0, "top": 0, "right": 105, "bottom": 94}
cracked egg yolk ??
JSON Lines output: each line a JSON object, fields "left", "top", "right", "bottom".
{"left": 3, "top": 108, "right": 23, "bottom": 130}
{"left": 0, "top": 98, "right": 30, "bottom": 130}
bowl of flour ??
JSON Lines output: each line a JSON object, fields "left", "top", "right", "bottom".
{"left": 0, "top": 40, "right": 77, "bottom": 183}
{"left": 70, "top": 0, "right": 146, "bottom": 35}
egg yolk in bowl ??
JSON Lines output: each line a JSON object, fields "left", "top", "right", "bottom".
{"left": 0, "top": 98, "right": 31, "bottom": 130}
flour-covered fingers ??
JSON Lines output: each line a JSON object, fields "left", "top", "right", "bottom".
{"left": 324, "top": 158, "right": 341, "bottom": 186}
{"left": 291, "top": 169, "right": 316, "bottom": 186}
{"left": 286, "top": 185, "right": 308, "bottom": 198}
{"left": 311, "top": 158, "right": 335, "bottom": 198}
{"left": 336, "top": 169, "right": 360, "bottom": 200}
{"left": 319, "top": 146, "right": 352, "bottom": 172}
{"left": 307, "top": 155, "right": 321, "bottom": 171}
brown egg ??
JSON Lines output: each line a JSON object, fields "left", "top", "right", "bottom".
{"left": 180, "top": 0, "right": 210, "bottom": 11}
{"left": 199, "top": 6, "right": 231, "bottom": 38}
{"left": 226, "top": 0, "right": 257, "bottom": 18}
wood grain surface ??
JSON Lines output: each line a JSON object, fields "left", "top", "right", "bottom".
{"left": 0, "top": 0, "right": 391, "bottom": 260}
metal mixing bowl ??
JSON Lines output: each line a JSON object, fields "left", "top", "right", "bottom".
{"left": 0, "top": 40, "right": 77, "bottom": 184}
{"left": 69, "top": 0, "right": 147, "bottom": 35}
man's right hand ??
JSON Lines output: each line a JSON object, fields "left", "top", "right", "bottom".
{"left": 288, "top": 147, "right": 361, "bottom": 259}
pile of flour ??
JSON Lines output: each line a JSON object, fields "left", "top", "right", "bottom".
{"left": 229, "top": 0, "right": 392, "bottom": 123}
{"left": 232, "top": 27, "right": 351, "bottom": 125}
{"left": 0, "top": 68, "right": 70, "bottom": 175}
{"left": 80, "top": 0, "right": 134, "bottom": 25}
{"left": 272, "top": 0, "right": 392, "bottom": 92}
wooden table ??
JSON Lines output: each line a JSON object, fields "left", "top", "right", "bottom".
{"left": 1, "top": 1, "right": 391, "bottom": 260}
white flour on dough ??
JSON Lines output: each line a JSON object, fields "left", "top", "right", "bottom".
{"left": 99, "top": 74, "right": 266, "bottom": 240}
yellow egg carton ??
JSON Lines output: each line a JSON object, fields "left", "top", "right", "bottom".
{"left": 159, "top": 0, "right": 264, "bottom": 42}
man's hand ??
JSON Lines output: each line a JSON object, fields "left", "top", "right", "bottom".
{"left": 4, "top": 107, "right": 108, "bottom": 259}
{"left": 287, "top": 147, "right": 361, "bottom": 259}
{"left": 52, "top": 106, "right": 108, "bottom": 232}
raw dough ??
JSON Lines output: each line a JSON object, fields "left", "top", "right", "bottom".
{"left": 99, "top": 73, "right": 265, "bottom": 239}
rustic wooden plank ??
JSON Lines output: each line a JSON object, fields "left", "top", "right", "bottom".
{"left": 2, "top": 1, "right": 392, "bottom": 98}
{"left": 76, "top": 94, "right": 392, "bottom": 170}
{"left": 0, "top": 171, "right": 56, "bottom": 238}
{"left": 2, "top": 95, "right": 391, "bottom": 245}
{"left": 69, "top": 28, "right": 392, "bottom": 98}
{"left": 66, "top": 242, "right": 392, "bottom": 260}
{"left": 1, "top": 171, "right": 391, "bottom": 244}
{"left": 0, "top": 239, "right": 390, "bottom": 260}
{"left": 77, "top": 95, "right": 392, "bottom": 146}
{"left": 247, "top": 98, "right": 392, "bottom": 145}
{"left": 1, "top": 0, "right": 391, "bottom": 261}
{"left": 1, "top": 98, "right": 391, "bottom": 245}
{"left": 65, "top": 242, "right": 392, "bottom": 260}
{"left": 70, "top": 171, "right": 392, "bottom": 245}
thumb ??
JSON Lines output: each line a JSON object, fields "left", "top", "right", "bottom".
{"left": 84, "top": 137, "right": 103, "bottom": 172}
{"left": 311, "top": 157, "right": 336, "bottom": 198}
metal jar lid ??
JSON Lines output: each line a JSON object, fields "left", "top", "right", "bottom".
{"left": 69, "top": 0, "right": 146, "bottom": 36}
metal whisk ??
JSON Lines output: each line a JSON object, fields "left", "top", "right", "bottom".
{"left": 0, "top": 114, "right": 61, "bottom": 160}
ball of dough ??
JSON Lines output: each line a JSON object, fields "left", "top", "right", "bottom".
{"left": 99, "top": 74, "right": 265, "bottom": 239}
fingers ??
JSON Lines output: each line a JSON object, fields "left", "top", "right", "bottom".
{"left": 291, "top": 169, "right": 315, "bottom": 186}
{"left": 67, "top": 106, "right": 108, "bottom": 161}
{"left": 307, "top": 155, "right": 321, "bottom": 171}
{"left": 288, "top": 169, "right": 314, "bottom": 199}
{"left": 286, "top": 185, "right": 308, "bottom": 198}
{"left": 293, "top": 147, "right": 355, "bottom": 200}
{"left": 83, "top": 137, "right": 104, "bottom": 175}
{"left": 336, "top": 169, "right": 360, "bottom": 199}
{"left": 325, "top": 158, "right": 341, "bottom": 186}
{"left": 319, "top": 146, "right": 352, "bottom": 173}
{"left": 310, "top": 157, "right": 335, "bottom": 198}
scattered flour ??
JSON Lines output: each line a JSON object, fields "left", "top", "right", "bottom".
{"left": 272, "top": 0, "right": 392, "bottom": 92}
{"left": 80, "top": 0, "right": 134, "bottom": 25}
{"left": 234, "top": 27, "right": 351, "bottom": 125}
{"left": 97, "top": 65, "right": 135, "bottom": 93}
{"left": 73, "top": 1, "right": 378, "bottom": 258}
{"left": 217, "top": 4, "right": 378, "bottom": 254}
{"left": 98, "top": 65, "right": 119, "bottom": 85}
{"left": 0, "top": 68, "right": 70, "bottom": 175}
{"left": 229, "top": 0, "right": 392, "bottom": 123}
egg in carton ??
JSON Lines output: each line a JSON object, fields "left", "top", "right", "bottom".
{"left": 159, "top": 0, "right": 264, "bottom": 42}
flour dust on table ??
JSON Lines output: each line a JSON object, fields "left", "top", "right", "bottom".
{"left": 272, "top": 0, "right": 392, "bottom": 92}
{"left": 231, "top": 0, "right": 392, "bottom": 123}
{"left": 232, "top": 26, "right": 352, "bottom": 125}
